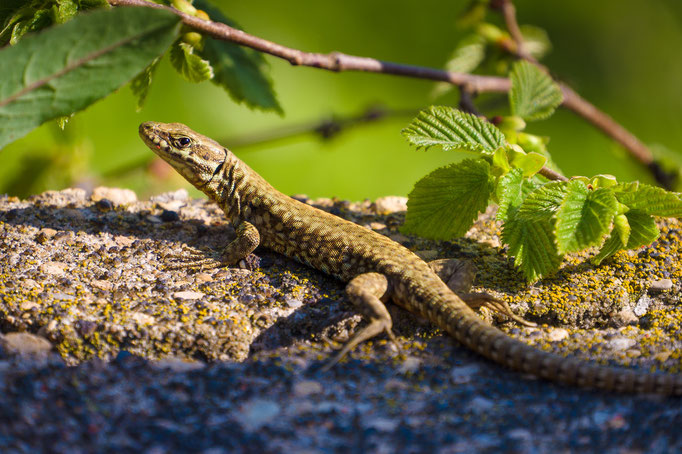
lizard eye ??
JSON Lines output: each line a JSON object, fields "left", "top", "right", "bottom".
{"left": 173, "top": 136, "right": 192, "bottom": 148}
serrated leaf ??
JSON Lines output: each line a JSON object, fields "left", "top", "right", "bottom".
{"left": 592, "top": 210, "right": 658, "bottom": 265}
{"left": 509, "top": 60, "right": 563, "bottom": 121}
{"left": 624, "top": 209, "right": 659, "bottom": 248}
{"left": 130, "top": 57, "right": 161, "bottom": 111}
{"left": 519, "top": 25, "right": 551, "bottom": 60}
{"left": 170, "top": 40, "right": 213, "bottom": 83}
{"left": 592, "top": 214, "right": 629, "bottom": 265}
{"left": 195, "top": 0, "right": 281, "bottom": 113}
{"left": 502, "top": 208, "right": 562, "bottom": 281}
{"left": 555, "top": 181, "right": 617, "bottom": 254}
{"left": 432, "top": 34, "right": 486, "bottom": 98}
{"left": 517, "top": 181, "right": 567, "bottom": 221}
{"left": 402, "top": 106, "right": 506, "bottom": 154}
{"left": 445, "top": 34, "right": 486, "bottom": 74}
{"left": 402, "top": 159, "right": 493, "bottom": 240}
{"left": 0, "top": 7, "right": 179, "bottom": 149}
{"left": 495, "top": 168, "right": 524, "bottom": 222}
{"left": 614, "top": 182, "right": 682, "bottom": 217}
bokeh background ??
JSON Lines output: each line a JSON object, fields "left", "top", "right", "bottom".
{"left": 2, "top": 0, "right": 681, "bottom": 200}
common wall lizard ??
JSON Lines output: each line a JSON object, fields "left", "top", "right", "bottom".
{"left": 139, "top": 121, "right": 682, "bottom": 395}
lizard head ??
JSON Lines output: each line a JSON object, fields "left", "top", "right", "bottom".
{"left": 139, "top": 121, "right": 228, "bottom": 190}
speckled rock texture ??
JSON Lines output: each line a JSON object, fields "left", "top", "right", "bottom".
{"left": 0, "top": 188, "right": 681, "bottom": 453}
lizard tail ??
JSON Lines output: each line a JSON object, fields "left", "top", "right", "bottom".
{"left": 438, "top": 293, "right": 682, "bottom": 395}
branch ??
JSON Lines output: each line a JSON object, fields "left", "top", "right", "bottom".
{"left": 491, "top": 0, "right": 674, "bottom": 187}
{"left": 108, "top": 0, "right": 662, "bottom": 186}
{"left": 108, "top": 0, "right": 509, "bottom": 93}
{"left": 224, "top": 105, "right": 417, "bottom": 149}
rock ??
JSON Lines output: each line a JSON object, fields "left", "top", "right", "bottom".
{"left": 239, "top": 399, "right": 280, "bottom": 431}
{"left": 293, "top": 380, "right": 323, "bottom": 397}
{"left": 150, "top": 189, "right": 189, "bottom": 203}
{"left": 607, "top": 337, "right": 636, "bottom": 351}
{"left": 131, "top": 312, "right": 156, "bottom": 326}
{"left": 0, "top": 332, "right": 52, "bottom": 356}
{"left": 173, "top": 291, "right": 205, "bottom": 300}
{"left": 153, "top": 356, "right": 205, "bottom": 372}
{"left": 285, "top": 298, "right": 303, "bottom": 309}
{"left": 547, "top": 328, "right": 569, "bottom": 342}
{"left": 374, "top": 196, "right": 407, "bottom": 214}
{"left": 92, "top": 280, "right": 114, "bottom": 292}
{"left": 450, "top": 364, "right": 480, "bottom": 385}
{"left": 634, "top": 295, "right": 651, "bottom": 317}
{"left": 39, "top": 261, "right": 68, "bottom": 276}
{"left": 91, "top": 187, "right": 137, "bottom": 206}
{"left": 649, "top": 279, "right": 673, "bottom": 293}
{"left": 194, "top": 273, "right": 213, "bottom": 284}
{"left": 399, "top": 356, "right": 421, "bottom": 374}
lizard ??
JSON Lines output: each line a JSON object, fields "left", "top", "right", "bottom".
{"left": 138, "top": 121, "right": 682, "bottom": 395}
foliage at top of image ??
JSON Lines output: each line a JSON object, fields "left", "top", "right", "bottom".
{"left": 0, "top": 0, "right": 280, "bottom": 149}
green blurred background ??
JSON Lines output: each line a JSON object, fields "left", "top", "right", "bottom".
{"left": 2, "top": 0, "right": 681, "bottom": 200}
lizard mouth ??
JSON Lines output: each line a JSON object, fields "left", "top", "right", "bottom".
{"left": 139, "top": 122, "right": 171, "bottom": 154}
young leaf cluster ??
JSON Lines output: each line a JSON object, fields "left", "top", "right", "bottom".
{"left": 401, "top": 104, "right": 682, "bottom": 281}
{"left": 434, "top": 3, "right": 551, "bottom": 98}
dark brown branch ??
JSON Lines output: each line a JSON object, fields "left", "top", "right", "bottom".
{"left": 538, "top": 166, "right": 568, "bottom": 182}
{"left": 108, "top": 0, "right": 509, "bottom": 93}
{"left": 108, "top": 0, "right": 660, "bottom": 184}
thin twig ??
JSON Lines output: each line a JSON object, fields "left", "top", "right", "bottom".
{"left": 224, "top": 105, "right": 417, "bottom": 149}
{"left": 108, "top": 0, "right": 662, "bottom": 184}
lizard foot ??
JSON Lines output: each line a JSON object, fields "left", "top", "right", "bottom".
{"left": 460, "top": 292, "right": 536, "bottom": 327}
{"left": 321, "top": 318, "right": 400, "bottom": 372}
{"left": 162, "top": 245, "right": 261, "bottom": 271}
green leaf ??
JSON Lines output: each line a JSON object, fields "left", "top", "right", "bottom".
{"left": 517, "top": 181, "right": 567, "bottom": 221}
{"left": 510, "top": 151, "right": 546, "bottom": 177}
{"left": 495, "top": 168, "right": 524, "bottom": 222}
{"left": 502, "top": 207, "right": 562, "bottom": 281}
{"left": 130, "top": 57, "right": 161, "bottom": 111}
{"left": 519, "top": 25, "right": 551, "bottom": 60}
{"left": 53, "top": 0, "right": 79, "bottom": 24}
{"left": 456, "top": 0, "right": 489, "bottom": 28}
{"left": 592, "top": 210, "right": 658, "bottom": 265}
{"left": 195, "top": 0, "right": 282, "bottom": 113}
{"left": 509, "top": 60, "right": 563, "bottom": 121}
{"left": 614, "top": 182, "right": 682, "bottom": 217}
{"left": 554, "top": 181, "right": 617, "bottom": 254}
{"left": 170, "top": 40, "right": 213, "bottom": 83}
{"left": 0, "top": 7, "right": 179, "bottom": 149}
{"left": 402, "top": 159, "right": 493, "bottom": 240}
{"left": 445, "top": 34, "right": 486, "bottom": 74}
{"left": 402, "top": 106, "right": 506, "bottom": 154}
{"left": 500, "top": 180, "right": 567, "bottom": 280}
{"left": 625, "top": 209, "right": 659, "bottom": 248}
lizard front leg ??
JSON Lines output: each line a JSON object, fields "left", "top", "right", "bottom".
{"left": 428, "top": 259, "right": 535, "bottom": 327}
{"left": 322, "top": 272, "right": 398, "bottom": 370}
{"left": 166, "top": 221, "right": 261, "bottom": 270}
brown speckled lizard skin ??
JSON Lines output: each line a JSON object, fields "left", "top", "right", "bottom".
{"left": 139, "top": 121, "right": 682, "bottom": 395}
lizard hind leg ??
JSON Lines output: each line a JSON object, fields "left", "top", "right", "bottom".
{"left": 322, "top": 272, "right": 398, "bottom": 370}
{"left": 428, "top": 258, "right": 535, "bottom": 327}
